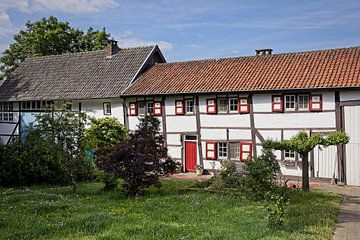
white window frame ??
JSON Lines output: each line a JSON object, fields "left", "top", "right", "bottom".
{"left": 229, "top": 98, "right": 238, "bottom": 113}
{"left": 229, "top": 142, "right": 240, "bottom": 160}
{"left": 103, "top": 102, "right": 112, "bottom": 115}
{"left": 8, "top": 113, "right": 14, "bottom": 122}
{"left": 218, "top": 142, "right": 228, "bottom": 159}
{"left": 3, "top": 113, "right": 9, "bottom": 122}
{"left": 298, "top": 95, "right": 309, "bottom": 111}
{"left": 218, "top": 98, "right": 228, "bottom": 113}
{"left": 137, "top": 101, "right": 146, "bottom": 116}
{"left": 146, "top": 101, "right": 154, "bottom": 114}
{"left": 284, "top": 95, "right": 296, "bottom": 111}
{"left": 284, "top": 150, "right": 296, "bottom": 160}
{"left": 184, "top": 99, "right": 194, "bottom": 114}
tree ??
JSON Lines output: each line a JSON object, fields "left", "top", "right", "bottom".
{"left": 31, "top": 103, "right": 92, "bottom": 193}
{"left": 263, "top": 131, "right": 349, "bottom": 191}
{"left": 0, "top": 16, "right": 109, "bottom": 80}
{"left": 95, "top": 115, "right": 175, "bottom": 196}
{"left": 86, "top": 117, "right": 127, "bottom": 150}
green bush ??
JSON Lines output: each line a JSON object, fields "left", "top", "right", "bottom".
{"left": 0, "top": 105, "right": 94, "bottom": 189}
{"left": 86, "top": 117, "right": 127, "bottom": 150}
{"left": 0, "top": 134, "right": 68, "bottom": 187}
{"left": 242, "top": 149, "right": 280, "bottom": 199}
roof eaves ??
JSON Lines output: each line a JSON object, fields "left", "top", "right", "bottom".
{"left": 121, "top": 86, "right": 360, "bottom": 97}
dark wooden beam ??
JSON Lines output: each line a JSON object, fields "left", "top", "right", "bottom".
{"left": 335, "top": 91, "right": 346, "bottom": 183}
{"left": 249, "top": 94, "right": 257, "bottom": 157}
{"left": 161, "top": 96, "right": 167, "bottom": 147}
{"left": 195, "top": 95, "right": 203, "bottom": 165}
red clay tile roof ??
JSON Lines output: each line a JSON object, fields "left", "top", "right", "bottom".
{"left": 123, "top": 46, "right": 360, "bottom": 95}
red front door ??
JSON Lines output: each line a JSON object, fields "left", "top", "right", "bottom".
{"left": 185, "top": 141, "right": 197, "bottom": 172}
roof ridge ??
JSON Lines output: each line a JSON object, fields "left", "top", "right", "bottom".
{"left": 155, "top": 45, "right": 360, "bottom": 66}
{"left": 25, "top": 45, "right": 156, "bottom": 61}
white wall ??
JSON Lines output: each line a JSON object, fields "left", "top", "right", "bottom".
{"left": 79, "top": 99, "right": 124, "bottom": 124}
{"left": 340, "top": 91, "right": 360, "bottom": 101}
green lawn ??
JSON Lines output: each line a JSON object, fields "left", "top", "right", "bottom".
{"left": 0, "top": 180, "right": 341, "bottom": 240}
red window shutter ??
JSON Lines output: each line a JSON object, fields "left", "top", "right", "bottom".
{"left": 129, "top": 102, "right": 137, "bottom": 116}
{"left": 238, "top": 97, "right": 250, "bottom": 113}
{"left": 272, "top": 95, "right": 283, "bottom": 112}
{"left": 310, "top": 95, "right": 322, "bottom": 112}
{"left": 206, "top": 98, "right": 217, "bottom": 114}
{"left": 206, "top": 141, "right": 217, "bottom": 160}
{"left": 240, "top": 142, "right": 252, "bottom": 162}
{"left": 153, "top": 102, "right": 162, "bottom": 116}
{"left": 175, "top": 100, "right": 184, "bottom": 115}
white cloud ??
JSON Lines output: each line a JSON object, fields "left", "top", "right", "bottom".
{"left": 117, "top": 31, "right": 173, "bottom": 51}
{"left": 0, "top": 12, "right": 17, "bottom": 38}
{"left": 0, "top": 0, "right": 30, "bottom": 13}
{"left": 32, "top": 0, "right": 119, "bottom": 14}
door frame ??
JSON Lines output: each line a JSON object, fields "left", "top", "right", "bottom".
{"left": 183, "top": 135, "right": 198, "bottom": 172}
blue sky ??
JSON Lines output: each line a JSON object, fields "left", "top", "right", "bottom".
{"left": 1, "top": 0, "right": 360, "bottom": 62}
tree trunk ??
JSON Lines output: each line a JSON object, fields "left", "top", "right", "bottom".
{"left": 301, "top": 153, "right": 310, "bottom": 191}
{"left": 71, "top": 175, "right": 77, "bottom": 193}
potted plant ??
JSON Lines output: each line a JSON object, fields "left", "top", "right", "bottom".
{"left": 196, "top": 164, "right": 204, "bottom": 175}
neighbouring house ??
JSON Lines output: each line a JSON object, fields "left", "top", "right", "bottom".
{"left": 0, "top": 42, "right": 359, "bottom": 186}
{"left": 122, "top": 47, "right": 360, "bottom": 186}
{"left": 0, "top": 40, "right": 165, "bottom": 143}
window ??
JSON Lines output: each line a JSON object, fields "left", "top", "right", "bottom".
{"left": 218, "top": 98, "right": 227, "bottom": 113}
{"left": 272, "top": 96, "right": 283, "bottom": 112}
{"left": 129, "top": 102, "right": 137, "bottom": 116}
{"left": 229, "top": 142, "right": 240, "bottom": 160}
{"left": 310, "top": 95, "right": 322, "bottom": 112}
{"left": 137, "top": 102, "right": 145, "bottom": 115}
{"left": 3, "top": 113, "right": 8, "bottom": 122}
{"left": 284, "top": 150, "right": 296, "bottom": 160}
{"left": 21, "top": 101, "right": 52, "bottom": 110}
{"left": 284, "top": 95, "right": 295, "bottom": 111}
{"left": 206, "top": 141, "right": 217, "bottom": 160}
{"left": 153, "top": 102, "right": 162, "bottom": 116}
{"left": 229, "top": 98, "right": 238, "bottom": 112}
{"left": 218, "top": 142, "right": 227, "bottom": 159}
{"left": 23, "top": 101, "right": 30, "bottom": 110}
{"left": 185, "top": 99, "right": 194, "bottom": 114}
{"left": 239, "top": 97, "right": 250, "bottom": 113}
{"left": 298, "top": 95, "right": 309, "bottom": 110}
{"left": 103, "top": 102, "right": 111, "bottom": 115}
{"left": 175, "top": 100, "right": 184, "bottom": 115}
{"left": 8, "top": 113, "right": 14, "bottom": 122}
{"left": 1, "top": 102, "right": 13, "bottom": 111}
{"left": 240, "top": 142, "right": 252, "bottom": 161}
{"left": 146, "top": 102, "right": 154, "bottom": 114}
{"left": 206, "top": 99, "right": 217, "bottom": 114}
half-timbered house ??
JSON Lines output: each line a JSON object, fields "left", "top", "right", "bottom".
{"left": 123, "top": 47, "right": 360, "bottom": 186}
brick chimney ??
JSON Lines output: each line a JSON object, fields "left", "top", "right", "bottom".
{"left": 255, "top": 49, "right": 273, "bottom": 56}
{"left": 107, "top": 39, "right": 120, "bottom": 57}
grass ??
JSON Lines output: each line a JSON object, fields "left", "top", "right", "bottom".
{"left": 0, "top": 180, "right": 341, "bottom": 240}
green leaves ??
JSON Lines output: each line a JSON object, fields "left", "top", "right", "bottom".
{"left": 263, "top": 131, "right": 349, "bottom": 154}
{"left": 85, "top": 117, "right": 127, "bottom": 150}
{"left": 0, "top": 16, "right": 110, "bottom": 81}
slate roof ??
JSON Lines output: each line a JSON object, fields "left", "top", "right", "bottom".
{"left": 123, "top": 46, "right": 360, "bottom": 96}
{"left": 0, "top": 46, "right": 156, "bottom": 101}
